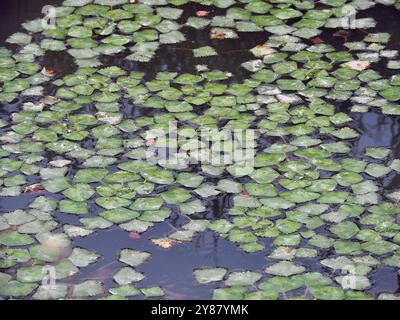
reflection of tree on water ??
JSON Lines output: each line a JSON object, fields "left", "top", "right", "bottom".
{"left": 101, "top": 30, "right": 268, "bottom": 83}
{"left": 0, "top": 0, "right": 64, "bottom": 43}
{"left": 354, "top": 111, "right": 400, "bottom": 190}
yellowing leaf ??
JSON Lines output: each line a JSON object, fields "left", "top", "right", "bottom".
{"left": 211, "top": 30, "right": 227, "bottom": 39}
{"left": 41, "top": 96, "right": 60, "bottom": 105}
{"left": 250, "top": 44, "right": 276, "bottom": 57}
{"left": 151, "top": 238, "right": 182, "bottom": 249}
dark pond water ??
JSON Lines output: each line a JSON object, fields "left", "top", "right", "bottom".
{"left": 1, "top": 0, "right": 400, "bottom": 300}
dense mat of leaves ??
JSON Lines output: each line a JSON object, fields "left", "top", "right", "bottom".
{"left": 1, "top": 0, "right": 400, "bottom": 300}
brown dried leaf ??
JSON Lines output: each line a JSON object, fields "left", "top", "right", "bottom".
{"left": 41, "top": 67, "right": 59, "bottom": 77}
{"left": 24, "top": 183, "right": 45, "bottom": 194}
{"left": 310, "top": 36, "right": 323, "bottom": 44}
{"left": 283, "top": 246, "right": 294, "bottom": 254}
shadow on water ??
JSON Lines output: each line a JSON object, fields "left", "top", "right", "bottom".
{"left": 98, "top": 2, "right": 269, "bottom": 81}
{"left": 40, "top": 51, "right": 78, "bottom": 78}
{"left": 1, "top": 0, "right": 400, "bottom": 299}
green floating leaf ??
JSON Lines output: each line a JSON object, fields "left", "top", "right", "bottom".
{"left": 6, "top": 33, "right": 32, "bottom": 45}
{"left": 59, "top": 200, "right": 89, "bottom": 215}
{"left": 157, "top": 7, "right": 183, "bottom": 20}
{"left": 33, "top": 284, "right": 68, "bottom": 300}
{"left": 68, "top": 247, "right": 100, "bottom": 268}
{"left": 0, "top": 231, "right": 34, "bottom": 246}
{"left": 186, "top": 17, "right": 210, "bottom": 29}
{"left": 331, "top": 127, "right": 360, "bottom": 139}
{"left": 96, "top": 197, "right": 131, "bottom": 210}
{"left": 160, "top": 31, "right": 185, "bottom": 44}
{"left": 225, "top": 271, "right": 262, "bottom": 286}
{"left": 281, "top": 189, "right": 320, "bottom": 203}
{"left": 63, "top": 0, "right": 93, "bottom": 6}
{"left": 141, "top": 286, "right": 165, "bottom": 298}
{"left": 365, "top": 147, "right": 391, "bottom": 159}
{"left": 365, "top": 163, "right": 391, "bottom": 178}
{"left": 119, "top": 249, "right": 151, "bottom": 267}
{"left": 194, "top": 268, "right": 227, "bottom": 284}
{"left": 330, "top": 221, "right": 360, "bottom": 239}
{"left": 71, "top": 280, "right": 104, "bottom": 298}
{"left": 335, "top": 275, "right": 371, "bottom": 291}
{"left": 108, "top": 285, "right": 140, "bottom": 297}
{"left": 213, "top": 287, "right": 246, "bottom": 300}
{"left": 309, "top": 286, "right": 345, "bottom": 300}
{"left": 160, "top": 188, "right": 191, "bottom": 204}
{"left": 100, "top": 208, "right": 139, "bottom": 223}
{"left": 193, "top": 46, "right": 218, "bottom": 58}
{"left": 62, "top": 183, "right": 94, "bottom": 202}
{"left": 113, "top": 267, "right": 145, "bottom": 285}
{"left": 265, "top": 261, "right": 306, "bottom": 277}
{"left": 74, "top": 168, "right": 108, "bottom": 183}
{"left": 0, "top": 281, "right": 37, "bottom": 297}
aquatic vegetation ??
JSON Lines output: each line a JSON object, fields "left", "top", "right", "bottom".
{"left": 1, "top": 0, "right": 400, "bottom": 300}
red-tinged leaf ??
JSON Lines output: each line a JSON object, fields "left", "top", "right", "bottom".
{"left": 24, "top": 183, "right": 45, "bottom": 194}
{"left": 342, "top": 60, "right": 371, "bottom": 71}
{"left": 310, "top": 36, "right": 324, "bottom": 44}
{"left": 196, "top": 10, "right": 209, "bottom": 17}
{"left": 145, "top": 138, "right": 156, "bottom": 147}
{"left": 211, "top": 30, "right": 227, "bottom": 39}
{"left": 41, "top": 67, "right": 60, "bottom": 77}
{"left": 128, "top": 232, "right": 141, "bottom": 240}
{"left": 240, "top": 189, "right": 250, "bottom": 196}
{"left": 333, "top": 30, "right": 352, "bottom": 40}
